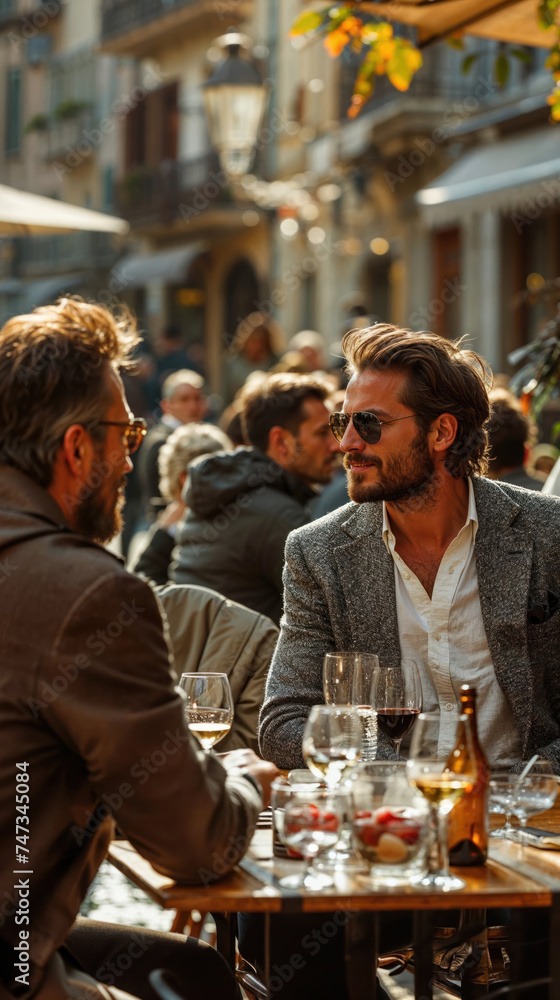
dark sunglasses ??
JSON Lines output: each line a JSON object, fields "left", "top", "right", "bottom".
{"left": 95, "top": 417, "right": 147, "bottom": 454}
{"left": 329, "top": 411, "right": 417, "bottom": 445}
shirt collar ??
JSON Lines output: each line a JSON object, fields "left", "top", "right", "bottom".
{"left": 382, "top": 477, "right": 478, "bottom": 554}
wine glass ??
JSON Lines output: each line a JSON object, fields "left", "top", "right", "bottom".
{"left": 489, "top": 773, "right": 518, "bottom": 839}
{"left": 323, "top": 652, "right": 359, "bottom": 706}
{"left": 509, "top": 761, "right": 558, "bottom": 840}
{"left": 179, "top": 672, "right": 234, "bottom": 752}
{"left": 302, "top": 705, "right": 363, "bottom": 870}
{"left": 323, "top": 652, "right": 379, "bottom": 762}
{"left": 406, "top": 711, "right": 477, "bottom": 891}
{"left": 302, "top": 705, "right": 362, "bottom": 787}
{"left": 271, "top": 780, "right": 343, "bottom": 890}
{"left": 373, "top": 660, "right": 422, "bottom": 760}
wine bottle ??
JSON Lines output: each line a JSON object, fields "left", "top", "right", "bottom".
{"left": 446, "top": 686, "right": 490, "bottom": 866}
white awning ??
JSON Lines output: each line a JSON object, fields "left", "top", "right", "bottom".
{"left": 111, "top": 244, "right": 206, "bottom": 289}
{"left": 25, "top": 274, "right": 85, "bottom": 310}
{"left": 0, "top": 184, "right": 129, "bottom": 235}
{"left": 416, "top": 128, "right": 560, "bottom": 225}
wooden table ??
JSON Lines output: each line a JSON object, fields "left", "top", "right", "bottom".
{"left": 108, "top": 803, "right": 560, "bottom": 999}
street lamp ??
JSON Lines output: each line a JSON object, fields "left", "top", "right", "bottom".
{"left": 203, "top": 30, "right": 269, "bottom": 179}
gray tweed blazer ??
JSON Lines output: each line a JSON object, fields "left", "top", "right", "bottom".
{"left": 259, "top": 477, "right": 560, "bottom": 772}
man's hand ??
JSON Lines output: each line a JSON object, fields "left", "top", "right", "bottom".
{"left": 218, "top": 749, "right": 280, "bottom": 808}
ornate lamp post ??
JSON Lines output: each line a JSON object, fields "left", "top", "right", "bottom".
{"left": 203, "top": 30, "right": 269, "bottom": 179}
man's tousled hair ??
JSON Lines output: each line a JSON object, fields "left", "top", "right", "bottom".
{"left": 239, "top": 372, "right": 331, "bottom": 452}
{"left": 0, "top": 296, "right": 140, "bottom": 487}
{"left": 343, "top": 324, "right": 492, "bottom": 479}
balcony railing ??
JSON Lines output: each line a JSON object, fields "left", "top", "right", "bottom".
{"left": 116, "top": 152, "right": 231, "bottom": 226}
{"left": 100, "top": 0, "right": 249, "bottom": 54}
{"left": 17, "top": 231, "right": 119, "bottom": 277}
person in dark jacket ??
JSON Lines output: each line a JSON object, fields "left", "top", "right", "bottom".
{"left": 0, "top": 298, "right": 278, "bottom": 1000}
{"left": 137, "top": 368, "right": 207, "bottom": 518}
{"left": 171, "top": 372, "right": 340, "bottom": 623}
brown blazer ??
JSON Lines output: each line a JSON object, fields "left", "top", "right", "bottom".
{"left": 0, "top": 466, "right": 260, "bottom": 999}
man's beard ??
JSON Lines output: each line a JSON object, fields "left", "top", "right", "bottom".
{"left": 74, "top": 463, "right": 126, "bottom": 544}
{"left": 344, "top": 428, "right": 438, "bottom": 508}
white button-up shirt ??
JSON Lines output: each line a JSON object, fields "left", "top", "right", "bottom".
{"left": 382, "top": 479, "right": 522, "bottom": 766}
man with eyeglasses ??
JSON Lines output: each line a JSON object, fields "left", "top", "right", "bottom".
{"left": 260, "top": 322, "right": 560, "bottom": 773}
{"left": 0, "top": 298, "right": 278, "bottom": 1000}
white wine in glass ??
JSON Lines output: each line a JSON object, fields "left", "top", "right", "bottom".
{"left": 406, "top": 711, "right": 476, "bottom": 891}
{"left": 179, "top": 672, "right": 234, "bottom": 752}
{"left": 302, "top": 705, "right": 365, "bottom": 871}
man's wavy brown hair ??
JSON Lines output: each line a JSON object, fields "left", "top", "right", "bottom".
{"left": 343, "top": 324, "right": 493, "bottom": 479}
{"left": 0, "top": 297, "right": 140, "bottom": 486}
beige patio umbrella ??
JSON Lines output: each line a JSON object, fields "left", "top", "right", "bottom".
{"left": 0, "top": 183, "right": 129, "bottom": 235}
{"left": 355, "top": 0, "right": 553, "bottom": 49}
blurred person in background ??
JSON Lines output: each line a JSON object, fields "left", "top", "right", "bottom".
{"left": 286, "top": 329, "right": 327, "bottom": 371}
{"left": 171, "top": 373, "right": 339, "bottom": 624}
{"left": 527, "top": 442, "right": 560, "bottom": 483}
{"left": 133, "top": 422, "right": 232, "bottom": 585}
{"left": 222, "top": 312, "right": 279, "bottom": 405}
{"left": 313, "top": 389, "right": 352, "bottom": 517}
{"left": 486, "top": 387, "right": 542, "bottom": 491}
{"left": 157, "top": 582, "right": 278, "bottom": 754}
{"left": 137, "top": 368, "right": 207, "bottom": 518}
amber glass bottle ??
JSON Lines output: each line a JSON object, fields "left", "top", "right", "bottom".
{"left": 447, "top": 686, "right": 490, "bottom": 866}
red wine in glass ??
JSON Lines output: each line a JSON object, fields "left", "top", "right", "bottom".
{"left": 376, "top": 708, "right": 420, "bottom": 743}
{"left": 373, "top": 660, "right": 422, "bottom": 759}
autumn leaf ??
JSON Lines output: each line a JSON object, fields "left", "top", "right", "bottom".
{"left": 324, "top": 28, "right": 350, "bottom": 56}
{"left": 362, "top": 22, "right": 393, "bottom": 43}
{"left": 289, "top": 10, "right": 325, "bottom": 37}
{"left": 447, "top": 32, "right": 465, "bottom": 50}
{"left": 340, "top": 16, "right": 363, "bottom": 36}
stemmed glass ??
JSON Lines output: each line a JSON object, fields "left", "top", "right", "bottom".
{"left": 271, "top": 780, "right": 343, "bottom": 890}
{"left": 490, "top": 761, "right": 558, "bottom": 841}
{"left": 323, "top": 652, "right": 379, "bottom": 762}
{"left": 373, "top": 660, "right": 422, "bottom": 760}
{"left": 407, "top": 712, "right": 477, "bottom": 891}
{"left": 489, "top": 773, "right": 518, "bottom": 839}
{"left": 179, "top": 672, "right": 234, "bottom": 752}
{"left": 509, "top": 761, "right": 558, "bottom": 840}
{"left": 302, "top": 705, "right": 363, "bottom": 869}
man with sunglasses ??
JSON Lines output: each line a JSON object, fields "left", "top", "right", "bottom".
{"left": 260, "top": 322, "right": 560, "bottom": 775}
{"left": 253, "top": 322, "right": 560, "bottom": 998}
{"left": 0, "top": 298, "right": 278, "bottom": 1000}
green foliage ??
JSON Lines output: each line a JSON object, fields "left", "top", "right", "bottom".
{"left": 24, "top": 113, "right": 48, "bottom": 133}
{"left": 53, "top": 100, "right": 90, "bottom": 121}
{"left": 509, "top": 310, "right": 560, "bottom": 418}
{"left": 494, "top": 53, "right": 510, "bottom": 85}
{"left": 461, "top": 53, "right": 478, "bottom": 74}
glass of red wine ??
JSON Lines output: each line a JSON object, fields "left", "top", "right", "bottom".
{"left": 372, "top": 660, "right": 422, "bottom": 760}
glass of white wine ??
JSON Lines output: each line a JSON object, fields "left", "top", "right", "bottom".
{"left": 179, "top": 672, "right": 234, "bottom": 752}
{"left": 406, "top": 712, "right": 477, "bottom": 891}
{"left": 302, "top": 704, "right": 364, "bottom": 870}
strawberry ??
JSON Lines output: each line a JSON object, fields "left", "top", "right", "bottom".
{"left": 355, "top": 821, "right": 379, "bottom": 847}
{"left": 354, "top": 810, "right": 373, "bottom": 820}
{"left": 374, "top": 808, "right": 402, "bottom": 825}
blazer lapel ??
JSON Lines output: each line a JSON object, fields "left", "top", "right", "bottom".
{"left": 334, "top": 504, "right": 401, "bottom": 667}
{"left": 473, "top": 478, "right": 534, "bottom": 751}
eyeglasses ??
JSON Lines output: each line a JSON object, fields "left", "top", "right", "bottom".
{"left": 94, "top": 417, "right": 147, "bottom": 454}
{"left": 329, "top": 411, "right": 417, "bottom": 445}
